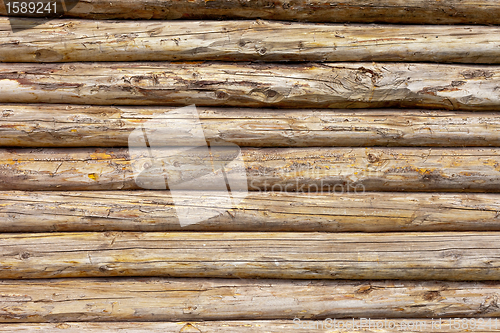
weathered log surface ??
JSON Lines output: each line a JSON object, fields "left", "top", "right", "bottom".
{"left": 2, "top": 191, "right": 500, "bottom": 233}
{"left": 2, "top": 320, "right": 500, "bottom": 332}
{"left": 1, "top": 147, "right": 500, "bottom": 192}
{"left": 1, "top": 62, "right": 500, "bottom": 110}
{"left": 3, "top": 19, "right": 500, "bottom": 63}
{"left": 3, "top": 105, "right": 500, "bottom": 147}
{"left": 0, "top": 278, "right": 499, "bottom": 322}
{"left": 2, "top": 0, "right": 500, "bottom": 24}
{"left": 1, "top": 231, "right": 500, "bottom": 280}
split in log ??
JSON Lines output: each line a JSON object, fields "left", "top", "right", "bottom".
{"left": 0, "top": 278, "right": 499, "bottom": 322}
{"left": 3, "top": 19, "right": 500, "bottom": 63}
{"left": 1, "top": 147, "right": 500, "bottom": 192}
{"left": 2, "top": 191, "right": 500, "bottom": 232}
{"left": 3, "top": 105, "right": 500, "bottom": 147}
{"left": 1, "top": 320, "right": 500, "bottom": 332}
{"left": 2, "top": 0, "right": 500, "bottom": 24}
{"left": 1, "top": 231, "right": 500, "bottom": 280}
{"left": 1, "top": 62, "right": 500, "bottom": 110}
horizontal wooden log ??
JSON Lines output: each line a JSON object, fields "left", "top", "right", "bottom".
{"left": 3, "top": 105, "right": 500, "bottom": 147}
{"left": 0, "top": 278, "right": 500, "bottom": 322}
{"left": 1, "top": 231, "right": 500, "bottom": 280}
{"left": 3, "top": 19, "right": 500, "bottom": 63}
{"left": 1, "top": 147, "right": 500, "bottom": 192}
{"left": 2, "top": 0, "right": 500, "bottom": 24}
{"left": 2, "top": 320, "right": 500, "bottom": 332}
{"left": 1, "top": 62, "right": 500, "bottom": 110}
{"left": 2, "top": 191, "right": 500, "bottom": 233}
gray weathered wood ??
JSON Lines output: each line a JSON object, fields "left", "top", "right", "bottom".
{"left": 1, "top": 231, "right": 500, "bottom": 280}
{"left": 2, "top": 105, "right": 500, "bottom": 147}
{"left": 2, "top": 191, "right": 500, "bottom": 232}
{"left": 1, "top": 62, "right": 500, "bottom": 110}
{"left": 2, "top": 19, "right": 500, "bottom": 63}
{"left": 0, "top": 278, "right": 499, "bottom": 322}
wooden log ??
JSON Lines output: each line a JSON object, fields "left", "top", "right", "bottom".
{"left": 2, "top": 320, "right": 500, "bottom": 332}
{"left": 1, "top": 231, "right": 500, "bottom": 280}
{"left": 3, "top": 19, "right": 500, "bottom": 63}
{"left": 1, "top": 147, "right": 500, "bottom": 192}
{"left": 2, "top": 0, "right": 500, "bottom": 24}
{"left": 3, "top": 105, "right": 500, "bottom": 147}
{"left": 1, "top": 62, "right": 500, "bottom": 110}
{"left": 2, "top": 191, "right": 500, "bottom": 233}
{"left": 0, "top": 278, "right": 500, "bottom": 322}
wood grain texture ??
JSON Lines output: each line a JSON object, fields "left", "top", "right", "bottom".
{"left": 1, "top": 147, "right": 500, "bottom": 192}
{"left": 1, "top": 62, "right": 500, "bottom": 110}
{"left": 3, "top": 105, "right": 500, "bottom": 147}
{"left": 3, "top": 19, "right": 500, "bottom": 63}
{"left": 0, "top": 278, "right": 500, "bottom": 322}
{"left": 1, "top": 231, "right": 500, "bottom": 280}
{"left": 2, "top": 320, "right": 500, "bottom": 332}
{"left": 2, "top": 191, "right": 500, "bottom": 233}
{"left": 2, "top": 0, "right": 500, "bottom": 24}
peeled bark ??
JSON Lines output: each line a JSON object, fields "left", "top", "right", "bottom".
{"left": 1, "top": 231, "right": 500, "bottom": 280}
{"left": 2, "top": 191, "right": 500, "bottom": 233}
{"left": 2, "top": 0, "right": 500, "bottom": 24}
{"left": 1, "top": 147, "right": 500, "bottom": 192}
{"left": 2, "top": 19, "right": 500, "bottom": 63}
{"left": 2, "top": 105, "right": 500, "bottom": 147}
{"left": 0, "top": 278, "right": 499, "bottom": 322}
{"left": 1, "top": 62, "right": 500, "bottom": 110}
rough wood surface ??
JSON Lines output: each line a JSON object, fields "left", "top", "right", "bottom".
{"left": 1, "top": 231, "right": 500, "bottom": 280}
{"left": 2, "top": 191, "right": 500, "bottom": 233}
{"left": 3, "top": 105, "right": 500, "bottom": 147}
{"left": 3, "top": 19, "right": 500, "bottom": 63}
{"left": 1, "top": 147, "right": 500, "bottom": 192}
{"left": 2, "top": 320, "right": 500, "bottom": 332}
{"left": 2, "top": 0, "right": 500, "bottom": 24}
{"left": 1, "top": 62, "right": 500, "bottom": 110}
{"left": 0, "top": 278, "right": 500, "bottom": 322}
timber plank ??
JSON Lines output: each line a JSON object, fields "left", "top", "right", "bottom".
{"left": 1, "top": 191, "right": 500, "bottom": 232}
{"left": 2, "top": 105, "right": 500, "bottom": 147}
{"left": 1, "top": 147, "right": 500, "bottom": 192}
{"left": 0, "top": 278, "right": 499, "bottom": 321}
{"left": 0, "top": 231, "right": 500, "bottom": 280}
{"left": 2, "top": 0, "right": 500, "bottom": 24}
{"left": 1, "top": 320, "right": 500, "bottom": 332}
{"left": 2, "top": 19, "right": 500, "bottom": 63}
{"left": 1, "top": 62, "right": 500, "bottom": 110}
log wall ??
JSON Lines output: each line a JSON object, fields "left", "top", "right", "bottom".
{"left": 1, "top": 0, "right": 500, "bottom": 330}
